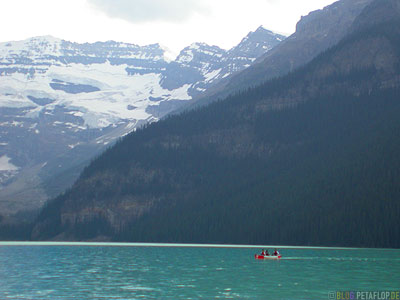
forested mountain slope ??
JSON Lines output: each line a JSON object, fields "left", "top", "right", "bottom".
{"left": 29, "top": 0, "right": 400, "bottom": 247}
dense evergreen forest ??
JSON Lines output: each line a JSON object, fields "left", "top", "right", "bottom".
{"left": 106, "top": 88, "right": 400, "bottom": 247}
{"left": 9, "top": 16, "right": 400, "bottom": 247}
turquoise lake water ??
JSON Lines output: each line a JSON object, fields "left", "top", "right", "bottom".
{"left": 0, "top": 243, "right": 399, "bottom": 299}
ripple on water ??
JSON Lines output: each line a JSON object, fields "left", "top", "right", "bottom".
{"left": 35, "top": 290, "right": 56, "bottom": 296}
{"left": 120, "top": 285, "right": 157, "bottom": 291}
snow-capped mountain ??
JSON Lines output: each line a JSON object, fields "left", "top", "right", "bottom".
{"left": 0, "top": 27, "right": 285, "bottom": 215}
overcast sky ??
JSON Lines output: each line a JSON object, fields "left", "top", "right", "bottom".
{"left": 0, "top": 0, "right": 337, "bottom": 54}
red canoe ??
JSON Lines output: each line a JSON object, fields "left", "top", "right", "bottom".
{"left": 255, "top": 254, "right": 282, "bottom": 260}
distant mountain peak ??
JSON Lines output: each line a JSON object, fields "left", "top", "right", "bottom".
{"left": 0, "top": 35, "right": 63, "bottom": 57}
{"left": 27, "top": 35, "right": 62, "bottom": 43}
{"left": 238, "top": 26, "right": 286, "bottom": 45}
{"left": 0, "top": 28, "right": 285, "bottom": 215}
{"left": 227, "top": 26, "right": 286, "bottom": 62}
{"left": 254, "top": 25, "right": 275, "bottom": 34}
{"left": 189, "top": 42, "right": 207, "bottom": 49}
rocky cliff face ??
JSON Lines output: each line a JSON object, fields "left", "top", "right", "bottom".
{"left": 251, "top": 0, "right": 374, "bottom": 78}
{"left": 0, "top": 28, "right": 284, "bottom": 216}
{"left": 188, "top": 0, "right": 374, "bottom": 109}
{"left": 350, "top": 0, "right": 400, "bottom": 32}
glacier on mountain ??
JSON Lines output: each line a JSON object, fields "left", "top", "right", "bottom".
{"left": 0, "top": 27, "right": 286, "bottom": 215}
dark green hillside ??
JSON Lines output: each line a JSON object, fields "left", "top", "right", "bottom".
{"left": 31, "top": 19, "right": 400, "bottom": 247}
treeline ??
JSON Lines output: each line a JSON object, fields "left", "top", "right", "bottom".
{"left": 0, "top": 222, "right": 32, "bottom": 241}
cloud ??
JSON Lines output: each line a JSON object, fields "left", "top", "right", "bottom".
{"left": 87, "top": 0, "right": 209, "bottom": 23}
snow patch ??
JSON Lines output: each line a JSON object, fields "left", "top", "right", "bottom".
{"left": 160, "top": 44, "right": 178, "bottom": 63}
{"left": 177, "top": 50, "right": 194, "bottom": 63}
{"left": 0, "top": 155, "right": 18, "bottom": 171}
{"left": 68, "top": 143, "right": 81, "bottom": 149}
{"left": 204, "top": 69, "right": 221, "bottom": 83}
{"left": 0, "top": 60, "right": 192, "bottom": 128}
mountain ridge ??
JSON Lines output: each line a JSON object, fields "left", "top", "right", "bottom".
{"left": 0, "top": 27, "right": 285, "bottom": 216}
{"left": 28, "top": 1, "right": 400, "bottom": 247}
{"left": 182, "top": 0, "right": 374, "bottom": 111}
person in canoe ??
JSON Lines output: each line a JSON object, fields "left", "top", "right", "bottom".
{"left": 265, "top": 249, "right": 270, "bottom": 256}
{"left": 273, "top": 249, "right": 280, "bottom": 256}
{"left": 261, "top": 249, "right": 265, "bottom": 255}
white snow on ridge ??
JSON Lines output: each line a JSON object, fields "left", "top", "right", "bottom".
{"left": 177, "top": 49, "right": 194, "bottom": 64}
{"left": 0, "top": 60, "right": 193, "bottom": 128}
{"left": 0, "top": 33, "right": 287, "bottom": 211}
{"left": 204, "top": 69, "right": 222, "bottom": 83}
{"left": 0, "top": 37, "right": 171, "bottom": 63}
{"left": 0, "top": 32, "right": 284, "bottom": 132}
{"left": 160, "top": 44, "right": 178, "bottom": 63}
{"left": 0, "top": 155, "right": 18, "bottom": 171}
{"left": 0, "top": 36, "right": 63, "bottom": 59}
{"left": 168, "top": 84, "right": 192, "bottom": 100}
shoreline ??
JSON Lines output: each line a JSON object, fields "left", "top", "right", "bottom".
{"left": 0, "top": 241, "right": 398, "bottom": 250}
